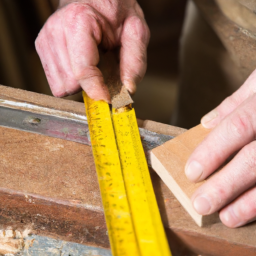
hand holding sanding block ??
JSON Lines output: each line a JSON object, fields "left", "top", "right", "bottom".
{"left": 150, "top": 124, "right": 220, "bottom": 227}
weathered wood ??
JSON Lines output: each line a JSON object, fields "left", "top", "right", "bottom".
{"left": 0, "top": 84, "right": 85, "bottom": 116}
{"left": 0, "top": 127, "right": 108, "bottom": 248}
{"left": 0, "top": 231, "right": 111, "bottom": 256}
{"left": 1, "top": 86, "right": 256, "bottom": 255}
{"left": 194, "top": 0, "right": 256, "bottom": 80}
{"left": 215, "top": 0, "right": 256, "bottom": 34}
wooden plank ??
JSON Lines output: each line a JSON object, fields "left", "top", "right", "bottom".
{"left": 0, "top": 85, "right": 85, "bottom": 116}
{"left": 0, "top": 126, "right": 108, "bottom": 248}
{"left": 1, "top": 86, "right": 256, "bottom": 255}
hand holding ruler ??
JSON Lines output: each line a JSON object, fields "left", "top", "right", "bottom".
{"left": 83, "top": 78, "right": 172, "bottom": 256}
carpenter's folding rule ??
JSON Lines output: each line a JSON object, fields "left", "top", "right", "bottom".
{"left": 83, "top": 89, "right": 172, "bottom": 256}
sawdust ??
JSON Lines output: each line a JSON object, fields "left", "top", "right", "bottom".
{"left": 0, "top": 228, "right": 31, "bottom": 255}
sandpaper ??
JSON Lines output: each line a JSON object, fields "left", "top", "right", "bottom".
{"left": 107, "top": 77, "right": 133, "bottom": 109}
{"left": 98, "top": 50, "right": 133, "bottom": 109}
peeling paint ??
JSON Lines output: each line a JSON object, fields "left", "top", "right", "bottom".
{"left": 0, "top": 231, "right": 112, "bottom": 256}
{"left": 23, "top": 235, "right": 112, "bottom": 256}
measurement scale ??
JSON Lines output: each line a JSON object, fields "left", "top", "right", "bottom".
{"left": 83, "top": 92, "right": 172, "bottom": 256}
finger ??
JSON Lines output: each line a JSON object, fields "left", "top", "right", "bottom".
{"left": 120, "top": 15, "right": 150, "bottom": 94}
{"left": 190, "top": 140, "right": 256, "bottom": 215}
{"left": 201, "top": 69, "right": 256, "bottom": 128}
{"left": 185, "top": 94, "right": 256, "bottom": 183}
{"left": 220, "top": 187, "right": 256, "bottom": 228}
{"left": 36, "top": 13, "right": 79, "bottom": 97}
{"left": 63, "top": 4, "right": 110, "bottom": 101}
{"left": 36, "top": 27, "right": 68, "bottom": 97}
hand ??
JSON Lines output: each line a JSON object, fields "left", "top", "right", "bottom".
{"left": 35, "top": 0, "right": 150, "bottom": 101}
{"left": 185, "top": 69, "right": 256, "bottom": 228}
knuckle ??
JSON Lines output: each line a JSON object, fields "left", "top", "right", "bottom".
{"left": 44, "top": 14, "right": 59, "bottom": 35}
{"left": 35, "top": 30, "right": 46, "bottom": 53}
{"left": 35, "top": 15, "right": 59, "bottom": 53}
{"left": 213, "top": 185, "right": 230, "bottom": 206}
{"left": 63, "top": 3, "right": 101, "bottom": 42}
{"left": 124, "top": 16, "right": 149, "bottom": 43}
{"left": 64, "top": 2, "right": 86, "bottom": 16}
{"left": 241, "top": 142, "right": 256, "bottom": 170}
{"left": 238, "top": 191, "right": 256, "bottom": 221}
{"left": 224, "top": 95, "right": 239, "bottom": 110}
{"left": 74, "top": 66, "right": 102, "bottom": 81}
{"left": 51, "top": 78, "right": 79, "bottom": 97}
{"left": 227, "top": 112, "right": 252, "bottom": 139}
{"left": 64, "top": 3, "right": 91, "bottom": 26}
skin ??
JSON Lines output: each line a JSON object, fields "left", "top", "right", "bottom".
{"left": 186, "top": 69, "right": 256, "bottom": 228}
{"left": 35, "top": 0, "right": 150, "bottom": 101}
{"left": 36, "top": 0, "right": 256, "bottom": 229}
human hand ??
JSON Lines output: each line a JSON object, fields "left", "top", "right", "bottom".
{"left": 35, "top": 0, "right": 150, "bottom": 101}
{"left": 185, "top": 70, "right": 256, "bottom": 228}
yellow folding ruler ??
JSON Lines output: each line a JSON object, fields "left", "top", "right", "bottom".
{"left": 83, "top": 91, "right": 172, "bottom": 256}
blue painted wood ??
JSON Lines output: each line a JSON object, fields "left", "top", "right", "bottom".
{"left": 21, "top": 235, "right": 112, "bottom": 256}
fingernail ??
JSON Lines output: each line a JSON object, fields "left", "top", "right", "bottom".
{"left": 201, "top": 110, "right": 218, "bottom": 128}
{"left": 221, "top": 207, "right": 243, "bottom": 228}
{"left": 193, "top": 196, "right": 211, "bottom": 215}
{"left": 185, "top": 161, "right": 203, "bottom": 182}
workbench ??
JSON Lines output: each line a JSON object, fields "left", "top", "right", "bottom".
{"left": 0, "top": 85, "right": 255, "bottom": 256}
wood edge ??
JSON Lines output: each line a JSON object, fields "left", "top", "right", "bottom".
{"left": 0, "top": 85, "right": 85, "bottom": 116}
{"left": 202, "top": 212, "right": 220, "bottom": 226}
{"left": 139, "top": 120, "right": 187, "bottom": 137}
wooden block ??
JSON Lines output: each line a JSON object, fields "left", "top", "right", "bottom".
{"left": 151, "top": 124, "right": 220, "bottom": 227}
